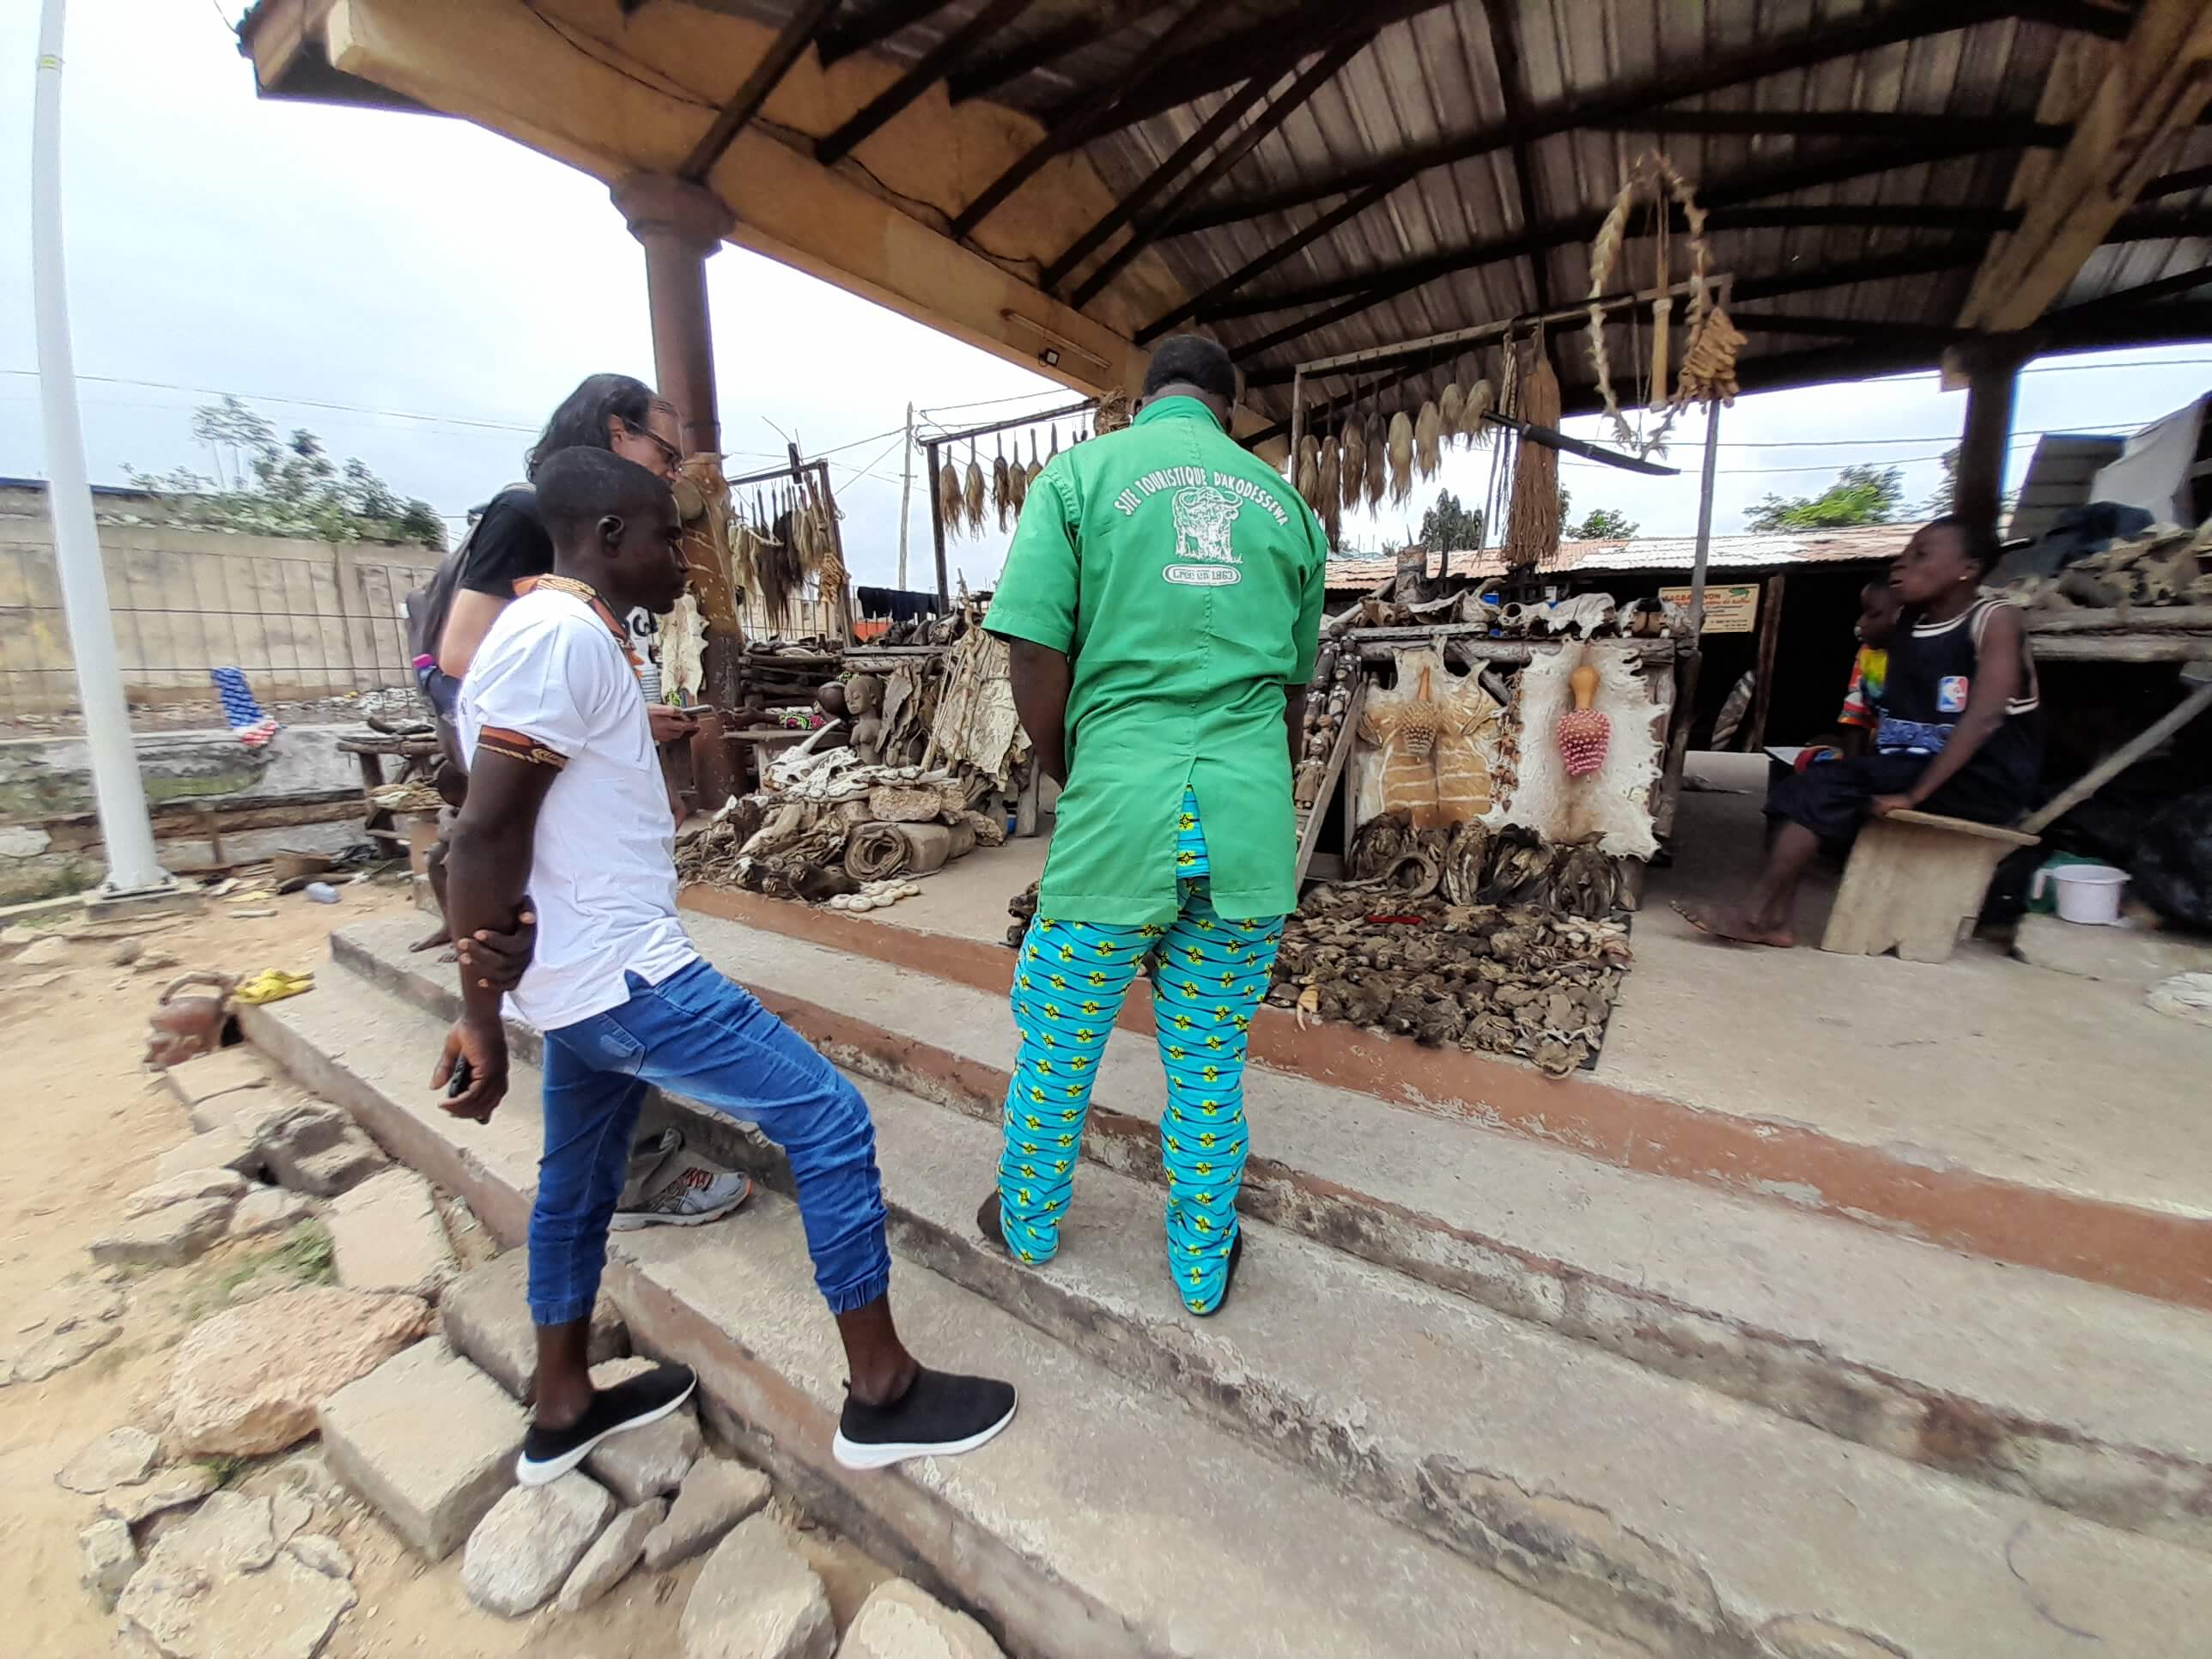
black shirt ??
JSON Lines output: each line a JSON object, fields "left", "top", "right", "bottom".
{"left": 413, "top": 484, "right": 549, "bottom": 668}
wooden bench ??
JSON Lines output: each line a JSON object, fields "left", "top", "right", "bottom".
{"left": 1820, "top": 809, "right": 2040, "bottom": 963}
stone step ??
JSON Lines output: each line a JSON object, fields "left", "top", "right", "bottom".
{"left": 239, "top": 968, "right": 1638, "bottom": 1659}
{"left": 677, "top": 884, "right": 2212, "bottom": 1312}
{"left": 332, "top": 913, "right": 2212, "bottom": 1555}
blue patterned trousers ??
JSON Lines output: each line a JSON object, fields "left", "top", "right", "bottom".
{"left": 995, "top": 793, "right": 1284, "bottom": 1313}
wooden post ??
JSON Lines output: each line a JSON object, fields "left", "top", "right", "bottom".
{"left": 1746, "top": 572, "right": 1786, "bottom": 752}
{"left": 1954, "top": 345, "right": 2021, "bottom": 538}
{"left": 1659, "top": 405, "right": 1723, "bottom": 827}
{"left": 611, "top": 173, "right": 732, "bottom": 459}
{"left": 927, "top": 438, "right": 951, "bottom": 611}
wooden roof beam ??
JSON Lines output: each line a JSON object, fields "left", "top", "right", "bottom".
{"left": 815, "top": 0, "right": 953, "bottom": 70}
{"left": 1058, "top": 0, "right": 1454, "bottom": 138}
{"left": 1958, "top": 0, "right": 2212, "bottom": 331}
{"left": 680, "top": 0, "right": 843, "bottom": 182}
{"left": 950, "top": 0, "right": 1212, "bottom": 240}
{"left": 1479, "top": 0, "right": 1554, "bottom": 322}
{"left": 1170, "top": 0, "right": 2069, "bottom": 235}
{"left": 1586, "top": 108, "right": 2069, "bottom": 145}
{"left": 1066, "top": 31, "right": 1375, "bottom": 308}
{"left": 816, "top": 0, "right": 1039, "bottom": 166}
{"left": 947, "top": 0, "right": 1167, "bottom": 104}
{"left": 2049, "top": 258, "right": 2212, "bottom": 315}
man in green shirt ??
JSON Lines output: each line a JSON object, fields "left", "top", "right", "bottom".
{"left": 978, "top": 336, "right": 1327, "bottom": 1315}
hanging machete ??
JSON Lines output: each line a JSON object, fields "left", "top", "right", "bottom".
{"left": 1479, "top": 410, "right": 1680, "bottom": 477}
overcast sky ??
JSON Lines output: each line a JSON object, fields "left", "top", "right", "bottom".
{"left": 4, "top": 2, "right": 2208, "bottom": 587}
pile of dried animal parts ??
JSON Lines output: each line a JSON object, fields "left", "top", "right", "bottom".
{"left": 872, "top": 614, "right": 969, "bottom": 647}
{"left": 1293, "top": 632, "right": 1363, "bottom": 808}
{"left": 676, "top": 747, "right": 1006, "bottom": 906}
{"left": 2009, "top": 520, "right": 2212, "bottom": 611}
{"left": 1346, "top": 816, "right": 1628, "bottom": 917}
{"left": 1265, "top": 880, "right": 1632, "bottom": 1076}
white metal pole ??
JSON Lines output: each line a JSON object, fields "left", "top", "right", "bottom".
{"left": 896, "top": 401, "right": 914, "bottom": 590}
{"left": 32, "top": 0, "right": 171, "bottom": 896}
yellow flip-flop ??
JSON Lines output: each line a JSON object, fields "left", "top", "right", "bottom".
{"left": 231, "top": 969, "right": 316, "bottom": 1006}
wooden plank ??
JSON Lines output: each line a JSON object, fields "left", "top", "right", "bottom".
{"left": 1959, "top": 0, "right": 2212, "bottom": 331}
{"left": 1352, "top": 631, "right": 1678, "bottom": 664}
{"left": 1745, "top": 573, "right": 1786, "bottom": 752}
{"left": 1292, "top": 680, "right": 1364, "bottom": 887}
{"left": 2029, "top": 633, "right": 2212, "bottom": 661}
{"left": 2024, "top": 604, "right": 2212, "bottom": 633}
{"left": 816, "top": 0, "right": 1039, "bottom": 166}
{"left": 680, "top": 0, "right": 844, "bottom": 181}
{"left": 1886, "top": 808, "right": 2042, "bottom": 847}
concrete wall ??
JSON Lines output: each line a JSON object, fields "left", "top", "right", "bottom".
{"left": 0, "top": 483, "right": 441, "bottom": 717}
{"left": 0, "top": 722, "right": 380, "bottom": 902}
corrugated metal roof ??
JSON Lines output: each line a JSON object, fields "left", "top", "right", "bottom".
{"left": 1323, "top": 520, "right": 1911, "bottom": 589}
{"left": 750, "top": 0, "right": 2208, "bottom": 428}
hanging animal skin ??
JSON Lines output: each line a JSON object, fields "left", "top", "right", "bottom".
{"left": 1357, "top": 647, "right": 1504, "bottom": 830}
{"left": 1497, "top": 641, "right": 1658, "bottom": 858}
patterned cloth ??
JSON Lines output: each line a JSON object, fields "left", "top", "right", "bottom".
{"left": 209, "top": 667, "right": 277, "bottom": 747}
{"left": 997, "top": 789, "right": 1283, "bottom": 1314}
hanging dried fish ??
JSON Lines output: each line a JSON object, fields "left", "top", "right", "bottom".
{"left": 1316, "top": 436, "right": 1340, "bottom": 533}
{"left": 1463, "top": 378, "right": 1494, "bottom": 443}
{"left": 1387, "top": 409, "right": 1415, "bottom": 504}
{"left": 1007, "top": 442, "right": 1028, "bottom": 516}
{"left": 1414, "top": 400, "right": 1443, "bottom": 481}
{"left": 1341, "top": 418, "right": 1367, "bottom": 509}
{"left": 992, "top": 436, "right": 1012, "bottom": 531}
{"left": 1048, "top": 424, "right": 1060, "bottom": 462}
{"left": 1438, "top": 382, "right": 1465, "bottom": 445}
{"left": 938, "top": 453, "right": 964, "bottom": 542}
{"left": 1296, "top": 434, "right": 1322, "bottom": 510}
{"left": 1026, "top": 432, "right": 1043, "bottom": 487}
{"left": 1504, "top": 341, "right": 1562, "bottom": 568}
{"left": 963, "top": 440, "right": 986, "bottom": 536}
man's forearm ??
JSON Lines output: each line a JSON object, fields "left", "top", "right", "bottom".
{"left": 443, "top": 820, "right": 533, "bottom": 1026}
{"left": 1008, "top": 641, "right": 1073, "bottom": 786}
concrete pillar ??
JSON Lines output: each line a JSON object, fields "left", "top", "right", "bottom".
{"left": 611, "top": 173, "right": 734, "bottom": 459}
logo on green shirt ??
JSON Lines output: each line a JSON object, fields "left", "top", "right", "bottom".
{"left": 1171, "top": 484, "right": 1246, "bottom": 566}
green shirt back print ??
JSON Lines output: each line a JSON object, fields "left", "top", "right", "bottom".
{"left": 984, "top": 396, "right": 1328, "bottom": 925}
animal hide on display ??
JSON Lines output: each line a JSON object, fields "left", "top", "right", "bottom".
{"left": 1341, "top": 420, "right": 1367, "bottom": 510}
{"left": 1354, "top": 647, "right": 1506, "bottom": 831}
{"left": 1414, "top": 401, "right": 1443, "bottom": 479}
{"left": 1496, "top": 641, "right": 1659, "bottom": 858}
{"left": 1387, "top": 410, "right": 1415, "bottom": 504}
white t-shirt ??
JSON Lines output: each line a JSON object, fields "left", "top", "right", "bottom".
{"left": 457, "top": 586, "right": 697, "bottom": 1032}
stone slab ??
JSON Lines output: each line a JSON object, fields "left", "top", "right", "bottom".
{"left": 641, "top": 1456, "right": 772, "bottom": 1573}
{"left": 79, "top": 1517, "right": 138, "bottom": 1611}
{"left": 680, "top": 1514, "right": 834, "bottom": 1659}
{"left": 318, "top": 1338, "right": 524, "bottom": 1560}
{"left": 461, "top": 1474, "right": 615, "bottom": 1616}
{"left": 164, "top": 1286, "right": 431, "bottom": 1458}
{"left": 228, "top": 1186, "right": 319, "bottom": 1240}
{"left": 153, "top": 1126, "right": 262, "bottom": 1182}
{"left": 438, "top": 1250, "right": 628, "bottom": 1401}
{"left": 89, "top": 1194, "right": 234, "bottom": 1268}
{"left": 118, "top": 1496, "right": 356, "bottom": 1659}
{"left": 58, "top": 1426, "right": 161, "bottom": 1494}
{"left": 164, "top": 1047, "right": 275, "bottom": 1126}
{"left": 101, "top": 1466, "right": 219, "bottom": 1526}
{"left": 325, "top": 1167, "right": 454, "bottom": 1300}
{"left": 840, "top": 1579, "right": 1004, "bottom": 1659}
{"left": 123, "top": 1168, "right": 248, "bottom": 1218}
{"left": 557, "top": 1498, "right": 665, "bottom": 1613}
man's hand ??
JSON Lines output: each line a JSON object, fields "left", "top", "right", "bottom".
{"left": 432, "top": 1017, "right": 508, "bottom": 1124}
{"left": 456, "top": 900, "right": 537, "bottom": 993}
{"left": 648, "top": 704, "right": 700, "bottom": 745}
{"left": 1869, "top": 793, "right": 1915, "bottom": 818}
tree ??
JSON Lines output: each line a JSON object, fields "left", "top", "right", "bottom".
{"left": 1745, "top": 465, "right": 1905, "bottom": 532}
{"left": 128, "top": 395, "right": 446, "bottom": 550}
{"left": 1417, "top": 488, "right": 1485, "bottom": 550}
{"left": 1568, "top": 506, "right": 1639, "bottom": 540}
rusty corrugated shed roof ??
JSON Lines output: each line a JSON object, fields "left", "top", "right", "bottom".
{"left": 1324, "top": 520, "right": 1911, "bottom": 589}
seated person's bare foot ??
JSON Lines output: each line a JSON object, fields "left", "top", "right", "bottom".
{"left": 1673, "top": 900, "right": 1795, "bottom": 949}
{"left": 409, "top": 923, "right": 452, "bottom": 953}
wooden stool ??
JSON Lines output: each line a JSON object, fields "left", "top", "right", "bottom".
{"left": 1820, "top": 809, "right": 2040, "bottom": 963}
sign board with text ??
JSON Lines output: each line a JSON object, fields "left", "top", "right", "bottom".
{"left": 1661, "top": 582, "right": 1759, "bottom": 634}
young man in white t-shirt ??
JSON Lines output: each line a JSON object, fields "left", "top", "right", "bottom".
{"left": 439, "top": 448, "right": 1016, "bottom": 1482}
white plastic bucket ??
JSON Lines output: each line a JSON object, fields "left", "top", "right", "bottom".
{"left": 2033, "top": 863, "right": 2129, "bottom": 926}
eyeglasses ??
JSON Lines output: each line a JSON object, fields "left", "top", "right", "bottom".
{"left": 623, "top": 420, "right": 682, "bottom": 471}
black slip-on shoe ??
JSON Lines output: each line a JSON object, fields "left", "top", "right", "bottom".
{"left": 832, "top": 1367, "right": 1018, "bottom": 1471}
{"left": 976, "top": 1193, "right": 1009, "bottom": 1254}
{"left": 1189, "top": 1230, "right": 1243, "bottom": 1319}
{"left": 516, "top": 1361, "right": 696, "bottom": 1486}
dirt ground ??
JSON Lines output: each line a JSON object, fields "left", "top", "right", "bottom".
{"left": 0, "top": 877, "right": 887, "bottom": 1657}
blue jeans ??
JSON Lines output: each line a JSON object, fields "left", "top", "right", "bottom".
{"left": 531, "top": 958, "right": 892, "bottom": 1326}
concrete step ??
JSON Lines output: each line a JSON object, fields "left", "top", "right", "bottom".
{"left": 334, "top": 913, "right": 2212, "bottom": 1556}
{"left": 678, "top": 885, "right": 2212, "bottom": 1312}
{"left": 256, "top": 940, "right": 2212, "bottom": 1659}
{"left": 239, "top": 965, "right": 1635, "bottom": 1659}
